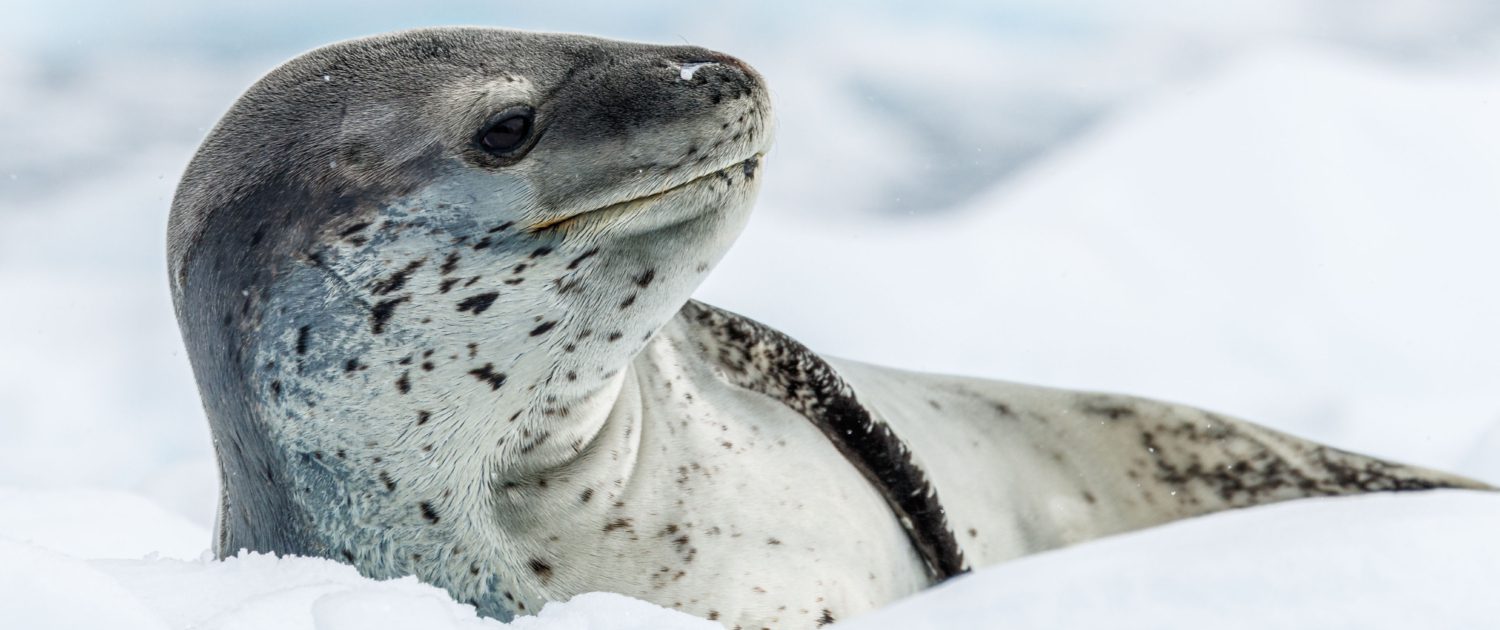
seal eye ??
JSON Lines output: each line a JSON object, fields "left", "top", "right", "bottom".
{"left": 477, "top": 107, "right": 535, "bottom": 157}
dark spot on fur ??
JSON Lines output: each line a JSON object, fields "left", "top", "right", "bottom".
{"left": 419, "top": 501, "right": 440, "bottom": 523}
{"left": 519, "top": 431, "right": 551, "bottom": 454}
{"left": 530, "top": 321, "right": 557, "bottom": 336}
{"left": 395, "top": 371, "right": 411, "bottom": 394}
{"left": 372, "top": 259, "right": 424, "bottom": 295}
{"left": 634, "top": 268, "right": 656, "bottom": 288}
{"left": 603, "top": 518, "right": 633, "bottom": 532}
{"left": 439, "top": 278, "right": 459, "bottom": 293}
{"left": 339, "top": 222, "right": 371, "bottom": 238}
{"left": 379, "top": 471, "right": 397, "bottom": 492}
{"left": 528, "top": 558, "right": 554, "bottom": 584}
{"left": 530, "top": 246, "right": 553, "bottom": 258}
{"left": 607, "top": 331, "right": 623, "bottom": 342}
{"left": 417, "top": 410, "right": 432, "bottom": 426}
{"left": 370, "top": 297, "right": 408, "bottom": 334}
{"left": 295, "top": 325, "right": 310, "bottom": 355}
{"left": 580, "top": 488, "right": 594, "bottom": 503}
{"left": 472, "top": 236, "right": 492, "bottom": 250}
{"left": 817, "top": 609, "right": 836, "bottom": 627}
{"left": 619, "top": 294, "right": 637, "bottom": 309}
{"left": 1086, "top": 405, "right": 1136, "bottom": 420}
{"left": 567, "top": 248, "right": 600, "bottom": 269}
{"left": 456, "top": 291, "right": 499, "bottom": 314}
{"left": 440, "top": 252, "right": 460, "bottom": 274}
{"left": 469, "top": 363, "right": 507, "bottom": 390}
{"left": 341, "top": 549, "right": 355, "bottom": 562}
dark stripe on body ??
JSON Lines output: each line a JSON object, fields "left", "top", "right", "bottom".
{"left": 681, "top": 301, "right": 969, "bottom": 582}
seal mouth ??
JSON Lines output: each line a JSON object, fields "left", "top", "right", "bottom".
{"left": 529, "top": 154, "right": 763, "bottom": 232}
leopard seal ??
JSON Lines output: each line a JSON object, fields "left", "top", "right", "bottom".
{"left": 168, "top": 27, "right": 1491, "bottom": 629}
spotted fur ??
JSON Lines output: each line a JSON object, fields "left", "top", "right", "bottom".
{"left": 681, "top": 301, "right": 968, "bottom": 582}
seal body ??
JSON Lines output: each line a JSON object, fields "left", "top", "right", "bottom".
{"left": 169, "top": 27, "right": 1488, "bottom": 629}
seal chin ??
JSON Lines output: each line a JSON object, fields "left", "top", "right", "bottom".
{"left": 529, "top": 154, "right": 763, "bottom": 233}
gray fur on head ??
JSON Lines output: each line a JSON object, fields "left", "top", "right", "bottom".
{"left": 168, "top": 27, "right": 770, "bottom": 304}
{"left": 167, "top": 26, "right": 771, "bottom": 597}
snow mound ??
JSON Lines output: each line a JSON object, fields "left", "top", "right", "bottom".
{"left": 840, "top": 491, "right": 1500, "bottom": 629}
{"left": 0, "top": 541, "right": 717, "bottom": 630}
{"left": 0, "top": 540, "right": 169, "bottom": 630}
{"left": 3, "top": 491, "right": 1494, "bottom": 629}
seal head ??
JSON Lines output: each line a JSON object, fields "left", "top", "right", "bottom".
{"left": 168, "top": 27, "right": 771, "bottom": 578}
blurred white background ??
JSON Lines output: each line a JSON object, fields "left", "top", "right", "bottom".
{"left": 2, "top": 0, "right": 1499, "bottom": 532}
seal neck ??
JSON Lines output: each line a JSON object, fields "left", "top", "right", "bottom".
{"left": 234, "top": 189, "right": 746, "bottom": 554}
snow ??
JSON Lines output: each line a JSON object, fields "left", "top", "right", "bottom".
{"left": 3, "top": 489, "right": 1496, "bottom": 628}
{"left": 3, "top": 3, "right": 1500, "bottom": 628}
{"left": 0, "top": 488, "right": 207, "bottom": 560}
{"left": 0, "top": 527, "right": 719, "bottom": 630}
{"left": 840, "top": 492, "right": 1500, "bottom": 630}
